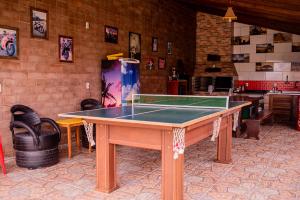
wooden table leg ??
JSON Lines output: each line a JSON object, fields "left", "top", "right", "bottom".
{"left": 96, "top": 124, "right": 117, "bottom": 193}
{"left": 67, "top": 126, "right": 72, "bottom": 159}
{"left": 161, "top": 130, "right": 184, "bottom": 200}
{"left": 76, "top": 126, "right": 81, "bottom": 150}
{"left": 216, "top": 115, "right": 232, "bottom": 164}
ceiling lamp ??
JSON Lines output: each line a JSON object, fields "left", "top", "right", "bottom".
{"left": 223, "top": 0, "right": 237, "bottom": 22}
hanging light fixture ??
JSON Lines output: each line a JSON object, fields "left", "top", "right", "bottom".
{"left": 223, "top": 0, "right": 237, "bottom": 22}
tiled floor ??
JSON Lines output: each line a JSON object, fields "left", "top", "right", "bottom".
{"left": 0, "top": 124, "right": 299, "bottom": 200}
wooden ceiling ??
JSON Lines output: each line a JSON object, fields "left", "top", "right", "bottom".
{"left": 177, "top": 0, "right": 300, "bottom": 35}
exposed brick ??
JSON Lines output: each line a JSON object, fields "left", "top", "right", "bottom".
{"left": 0, "top": 0, "right": 196, "bottom": 156}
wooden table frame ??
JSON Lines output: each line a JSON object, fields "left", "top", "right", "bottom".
{"left": 86, "top": 106, "right": 245, "bottom": 200}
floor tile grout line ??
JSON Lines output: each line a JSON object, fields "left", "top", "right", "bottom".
{"left": 247, "top": 124, "right": 287, "bottom": 199}
{"left": 199, "top": 124, "right": 275, "bottom": 200}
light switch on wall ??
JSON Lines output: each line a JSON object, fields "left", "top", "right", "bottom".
{"left": 85, "top": 82, "right": 90, "bottom": 89}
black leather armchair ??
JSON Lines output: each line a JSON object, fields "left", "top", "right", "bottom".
{"left": 10, "top": 105, "right": 61, "bottom": 169}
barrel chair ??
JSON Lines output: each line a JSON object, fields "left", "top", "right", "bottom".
{"left": 80, "top": 99, "right": 101, "bottom": 149}
{"left": 10, "top": 105, "right": 61, "bottom": 169}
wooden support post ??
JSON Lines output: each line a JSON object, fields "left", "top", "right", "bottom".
{"left": 216, "top": 115, "right": 232, "bottom": 164}
{"left": 96, "top": 124, "right": 118, "bottom": 193}
{"left": 161, "top": 130, "right": 184, "bottom": 200}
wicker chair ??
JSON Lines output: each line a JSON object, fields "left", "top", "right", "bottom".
{"left": 80, "top": 99, "right": 101, "bottom": 148}
{"left": 10, "top": 105, "right": 61, "bottom": 169}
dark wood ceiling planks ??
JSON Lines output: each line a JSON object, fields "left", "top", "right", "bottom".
{"left": 177, "top": 0, "right": 300, "bottom": 34}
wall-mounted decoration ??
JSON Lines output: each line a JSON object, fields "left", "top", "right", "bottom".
{"left": 232, "top": 36, "right": 250, "bottom": 45}
{"left": 232, "top": 54, "right": 249, "bottom": 63}
{"left": 291, "top": 62, "right": 300, "bottom": 71}
{"left": 256, "top": 43, "right": 274, "bottom": 53}
{"left": 59, "top": 35, "right": 73, "bottom": 62}
{"left": 274, "top": 33, "right": 292, "bottom": 43}
{"left": 0, "top": 25, "right": 18, "bottom": 59}
{"left": 256, "top": 62, "right": 274, "bottom": 71}
{"left": 152, "top": 37, "right": 158, "bottom": 52}
{"left": 129, "top": 32, "right": 141, "bottom": 60}
{"left": 292, "top": 42, "right": 300, "bottom": 52}
{"left": 167, "top": 42, "right": 172, "bottom": 55}
{"left": 158, "top": 57, "right": 166, "bottom": 69}
{"left": 104, "top": 26, "right": 118, "bottom": 44}
{"left": 30, "top": 7, "right": 48, "bottom": 39}
{"left": 146, "top": 58, "right": 154, "bottom": 70}
{"left": 250, "top": 25, "right": 267, "bottom": 35}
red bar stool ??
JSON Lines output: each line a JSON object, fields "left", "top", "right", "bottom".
{"left": 0, "top": 134, "right": 6, "bottom": 175}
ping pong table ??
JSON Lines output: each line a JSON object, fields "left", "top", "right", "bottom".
{"left": 59, "top": 94, "right": 250, "bottom": 200}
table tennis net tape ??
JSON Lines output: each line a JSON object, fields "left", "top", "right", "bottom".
{"left": 82, "top": 120, "right": 96, "bottom": 147}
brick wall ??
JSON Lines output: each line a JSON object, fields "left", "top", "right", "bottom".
{"left": 0, "top": 0, "right": 196, "bottom": 156}
{"left": 195, "top": 12, "right": 236, "bottom": 76}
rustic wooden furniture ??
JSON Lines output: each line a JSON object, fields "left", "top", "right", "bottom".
{"left": 230, "top": 95, "right": 263, "bottom": 137}
{"left": 0, "top": 134, "right": 6, "bottom": 175}
{"left": 59, "top": 95, "right": 250, "bottom": 200}
{"left": 269, "top": 94, "right": 293, "bottom": 122}
{"left": 56, "top": 118, "right": 83, "bottom": 158}
{"left": 244, "top": 110, "right": 274, "bottom": 140}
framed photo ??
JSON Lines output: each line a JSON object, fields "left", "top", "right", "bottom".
{"left": 292, "top": 42, "right": 300, "bottom": 52}
{"left": 104, "top": 25, "right": 118, "bottom": 44}
{"left": 250, "top": 25, "right": 267, "bottom": 35}
{"left": 30, "top": 7, "right": 48, "bottom": 39}
{"left": 232, "top": 36, "right": 250, "bottom": 45}
{"left": 59, "top": 35, "right": 73, "bottom": 62}
{"left": 158, "top": 57, "right": 166, "bottom": 69}
{"left": 232, "top": 54, "right": 250, "bottom": 63}
{"left": 167, "top": 42, "right": 172, "bottom": 55}
{"left": 152, "top": 37, "right": 158, "bottom": 52}
{"left": 129, "top": 32, "right": 141, "bottom": 60}
{"left": 0, "top": 25, "right": 19, "bottom": 59}
{"left": 256, "top": 43, "right": 274, "bottom": 53}
{"left": 146, "top": 58, "right": 155, "bottom": 70}
{"left": 256, "top": 62, "right": 274, "bottom": 72}
{"left": 274, "top": 33, "right": 292, "bottom": 43}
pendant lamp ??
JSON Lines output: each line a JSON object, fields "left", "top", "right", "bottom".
{"left": 223, "top": 0, "right": 237, "bottom": 22}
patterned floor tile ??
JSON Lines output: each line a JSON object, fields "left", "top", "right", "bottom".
{"left": 0, "top": 124, "right": 299, "bottom": 199}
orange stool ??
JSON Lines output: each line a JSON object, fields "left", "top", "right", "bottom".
{"left": 56, "top": 118, "right": 83, "bottom": 159}
{"left": 0, "top": 134, "right": 7, "bottom": 175}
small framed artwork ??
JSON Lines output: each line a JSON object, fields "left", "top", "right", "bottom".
{"left": 146, "top": 58, "right": 155, "bottom": 70}
{"left": 256, "top": 62, "right": 274, "bottom": 72}
{"left": 158, "top": 57, "right": 166, "bottom": 70}
{"left": 30, "top": 7, "right": 49, "bottom": 39}
{"left": 152, "top": 37, "right": 158, "bottom": 52}
{"left": 59, "top": 35, "right": 73, "bottom": 62}
{"left": 167, "top": 42, "right": 172, "bottom": 55}
{"left": 104, "top": 25, "right": 118, "bottom": 44}
{"left": 0, "top": 25, "right": 19, "bottom": 59}
{"left": 129, "top": 32, "right": 141, "bottom": 60}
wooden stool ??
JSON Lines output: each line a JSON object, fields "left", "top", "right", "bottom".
{"left": 56, "top": 118, "right": 83, "bottom": 159}
{"left": 0, "top": 134, "right": 6, "bottom": 175}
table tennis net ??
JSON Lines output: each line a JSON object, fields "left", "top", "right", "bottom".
{"left": 132, "top": 94, "right": 229, "bottom": 109}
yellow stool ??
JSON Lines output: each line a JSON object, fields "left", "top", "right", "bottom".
{"left": 56, "top": 118, "right": 83, "bottom": 159}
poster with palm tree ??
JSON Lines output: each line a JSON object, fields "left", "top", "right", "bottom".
{"left": 101, "top": 60, "right": 121, "bottom": 107}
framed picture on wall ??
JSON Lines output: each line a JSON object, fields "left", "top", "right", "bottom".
{"left": 30, "top": 7, "right": 49, "bottom": 39}
{"left": 0, "top": 25, "right": 19, "bottom": 59}
{"left": 104, "top": 25, "right": 118, "bottom": 44}
{"left": 129, "top": 32, "right": 141, "bottom": 60}
{"left": 59, "top": 35, "right": 73, "bottom": 62}
{"left": 167, "top": 42, "right": 172, "bottom": 55}
{"left": 158, "top": 57, "right": 166, "bottom": 69}
{"left": 152, "top": 37, "right": 158, "bottom": 52}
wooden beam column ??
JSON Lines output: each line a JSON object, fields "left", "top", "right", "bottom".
{"left": 161, "top": 130, "right": 184, "bottom": 200}
{"left": 96, "top": 124, "right": 118, "bottom": 192}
